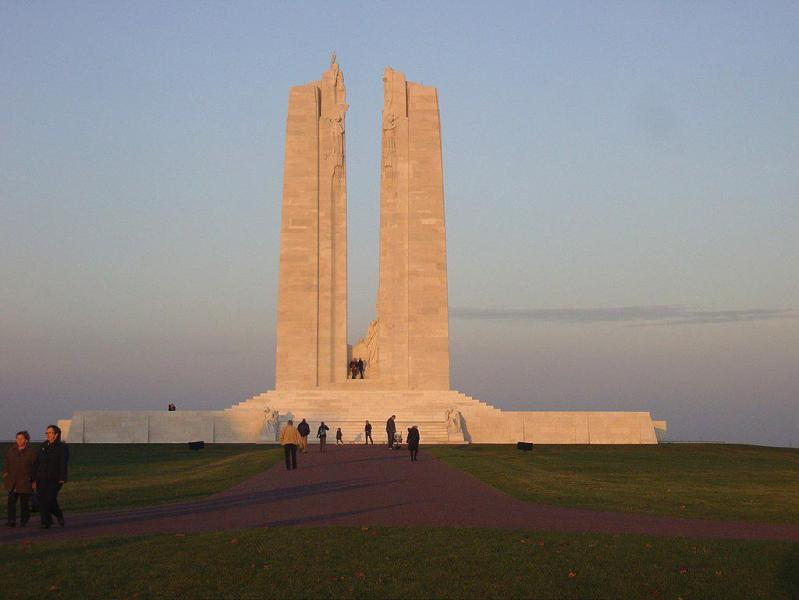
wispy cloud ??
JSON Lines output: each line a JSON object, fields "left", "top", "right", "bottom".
{"left": 450, "top": 305, "right": 799, "bottom": 326}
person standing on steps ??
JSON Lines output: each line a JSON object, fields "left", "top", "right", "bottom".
{"left": 33, "top": 425, "right": 68, "bottom": 529}
{"left": 297, "top": 418, "right": 311, "bottom": 453}
{"left": 407, "top": 425, "right": 420, "bottom": 462}
{"left": 386, "top": 415, "right": 396, "bottom": 448}
{"left": 279, "top": 420, "right": 302, "bottom": 470}
{"left": 364, "top": 420, "right": 373, "bottom": 444}
{"left": 317, "top": 421, "right": 330, "bottom": 451}
{"left": 357, "top": 358, "right": 365, "bottom": 379}
{"left": 3, "top": 431, "right": 37, "bottom": 528}
{"left": 336, "top": 427, "right": 344, "bottom": 445}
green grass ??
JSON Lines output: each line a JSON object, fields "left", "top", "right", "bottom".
{"left": 0, "top": 527, "right": 796, "bottom": 599}
{"left": 427, "top": 444, "right": 799, "bottom": 524}
{"left": 0, "top": 443, "right": 281, "bottom": 516}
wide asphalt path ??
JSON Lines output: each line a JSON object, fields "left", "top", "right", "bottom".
{"left": 1, "top": 445, "right": 797, "bottom": 543}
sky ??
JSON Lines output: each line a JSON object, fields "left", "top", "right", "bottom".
{"left": 1, "top": 1, "right": 797, "bottom": 445}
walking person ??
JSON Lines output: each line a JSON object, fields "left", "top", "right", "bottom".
{"left": 350, "top": 361, "right": 359, "bottom": 380}
{"left": 335, "top": 428, "right": 344, "bottom": 445}
{"left": 297, "top": 418, "right": 311, "bottom": 453}
{"left": 357, "top": 358, "right": 365, "bottom": 379}
{"left": 364, "top": 420, "right": 373, "bottom": 444}
{"left": 279, "top": 420, "right": 302, "bottom": 470}
{"left": 407, "top": 426, "right": 420, "bottom": 462}
{"left": 386, "top": 415, "right": 396, "bottom": 448}
{"left": 317, "top": 421, "right": 330, "bottom": 451}
{"left": 33, "top": 425, "right": 68, "bottom": 529}
{"left": 3, "top": 431, "right": 37, "bottom": 527}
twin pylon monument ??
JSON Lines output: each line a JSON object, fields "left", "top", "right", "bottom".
{"left": 59, "top": 58, "right": 666, "bottom": 444}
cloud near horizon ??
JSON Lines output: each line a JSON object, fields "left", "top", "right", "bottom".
{"left": 450, "top": 305, "right": 799, "bottom": 326}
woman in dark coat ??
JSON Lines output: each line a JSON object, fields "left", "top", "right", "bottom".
{"left": 32, "top": 424, "right": 69, "bottom": 529}
{"left": 407, "top": 426, "right": 420, "bottom": 462}
{"left": 3, "top": 431, "right": 37, "bottom": 527}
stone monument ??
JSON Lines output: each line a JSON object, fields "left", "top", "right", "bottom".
{"left": 57, "top": 60, "right": 667, "bottom": 445}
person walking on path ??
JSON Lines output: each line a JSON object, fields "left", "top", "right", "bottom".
{"left": 317, "top": 422, "right": 330, "bottom": 452}
{"left": 3, "top": 431, "right": 37, "bottom": 527}
{"left": 350, "top": 361, "right": 359, "bottom": 380}
{"left": 33, "top": 425, "right": 68, "bottom": 529}
{"left": 364, "top": 420, "right": 373, "bottom": 444}
{"left": 407, "top": 426, "right": 420, "bottom": 462}
{"left": 279, "top": 420, "right": 302, "bottom": 470}
{"left": 357, "top": 358, "right": 364, "bottom": 379}
{"left": 335, "top": 428, "right": 344, "bottom": 445}
{"left": 386, "top": 415, "right": 396, "bottom": 448}
{"left": 296, "top": 418, "right": 311, "bottom": 453}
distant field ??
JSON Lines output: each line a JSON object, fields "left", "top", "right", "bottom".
{"left": 427, "top": 444, "right": 799, "bottom": 524}
{"left": 0, "top": 443, "right": 281, "bottom": 517}
{"left": 1, "top": 527, "right": 796, "bottom": 599}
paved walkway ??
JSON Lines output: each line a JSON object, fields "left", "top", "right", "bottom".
{"left": 1, "top": 445, "right": 797, "bottom": 544}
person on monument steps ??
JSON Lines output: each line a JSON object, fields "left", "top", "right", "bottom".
{"left": 3, "top": 431, "right": 37, "bottom": 527}
{"left": 357, "top": 358, "right": 364, "bottom": 379}
{"left": 279, "top": 420, "right": 302, "bottom": 470}
{"left": 336, "top": 427, "right": 344, "bottom": 445}
{"left": 317, "top": 422, "right": 330, "bottom": 451}
{"left": 296, "top": 418, "right": 311, "bottom": 453}
{"left": 348, "top": 359, "right": 356, "bottom": 379}
{"left": 386, "top": 415, "right": 396, "bottom": 448}
{"left": 407, "top": 426, "right": 420, "bottom": 462}
{"left": 33, "top": 425, "right": 68, "bottom": 529}
{"left": 364, "top": 420, "right": 373, "bottom": 444}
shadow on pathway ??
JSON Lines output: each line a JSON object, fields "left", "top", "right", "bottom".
{"left": 1, "top": 445, "right": 797, "bottom": 544}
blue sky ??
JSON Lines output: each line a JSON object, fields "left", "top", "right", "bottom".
{"left": 2, "top": 1, "right": 797, "bottom": 444}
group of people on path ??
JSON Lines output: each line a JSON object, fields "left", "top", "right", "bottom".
{"left": 2, "top": 425, "right": 69, "bottom": 529}
{"left": 278, "top": 415, "right": 421, "bottom": 470}
{"left": 348, "top": 358, "right": 366, "bottom": 379}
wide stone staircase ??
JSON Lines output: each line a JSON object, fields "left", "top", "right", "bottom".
{"left": 221, "top": 388, "right": 504, "bottom": 444}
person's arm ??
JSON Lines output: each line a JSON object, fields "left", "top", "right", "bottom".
{"left": 1, "top": 448, "right": 9, "bottom": 479}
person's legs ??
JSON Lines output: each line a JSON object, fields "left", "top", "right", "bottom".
{"left": 51, "top": 484, "right": 64, "bottom": 526}
{"left": 320, "top": 437, "right": 325, "bottom": 452}
{"left": 19, "top": 493, "right": 30, "bottom": 525}
{"left": 6, "top": 492, "right": 16, "bottom": 525}
{"left": 289, "top": 444, "right": 297, "bottom": 469}
{"left": 37, "top": 480, "right": 54, "bottom": 528}
{"left": 387, "top": 433, "right": 392, "bottom": 447}
{"left": 284, "top": 445, "right": 292, "bottom": 470}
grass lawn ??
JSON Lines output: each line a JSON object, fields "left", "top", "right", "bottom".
{"left": 0, "top": 527, "right": 796, "bottom": 599}
{"left": 0, "top": 443, "right": 281, "bottom": 517}
{"left": 427, "top": 444, "right": 799, "bottom": 524}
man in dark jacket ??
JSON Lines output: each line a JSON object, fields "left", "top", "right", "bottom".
{"left": 364, "top": 420, "right": 373, "bottom": 444}
{"left": 407, "top": 426, "right": 420, "bottom": 462}
{"left": 3, "top": 431, "right": 37, "bottom": 527}
{"left": 357, "top": 358, "right": 364, "bottom": 379}
{"left": 317, "top": 422, "right": 330, "bottom": 452}
{"left": 296, "top": 418, "right": 311, "bottom": 453}
{"left": 386, "top": 415, "right": 396, "bottom": 448}
{"left": 33, "top": 424, "right": 69, "bottom": 529}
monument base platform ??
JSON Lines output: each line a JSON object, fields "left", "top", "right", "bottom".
{"left": 58, "top": 389, "right": 666, "bottom": 445}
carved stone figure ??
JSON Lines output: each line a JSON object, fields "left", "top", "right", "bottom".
{"left": 382, "top": 113, "right": 397, "bottom": 168}
{"left": 446, "top": 408, "right": 462, "bottom": 435}
{"left": 262, "top": 407, "right": 280, "bottom": 441}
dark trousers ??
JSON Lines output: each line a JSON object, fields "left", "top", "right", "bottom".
{"left": 365, "top": 432, "right": 373, "bottom": 444}
{"left": 358, "top": 370, "right": 364, "bottom": 379}
{"left": 319, "top": 437, "right": 326, "bottom": 451}
{"left": 283, "top": 444, "right": 297, "bottom": 470}
{"left": 36, "top": 480, "right": 63, "bottom": 526}
{"left": 409, "top": 446, "right": 419, "bottom": 461}
{"left": 7, "top": 492, "right": 31, "bottom": 524}
{"left": 387, "top": 432, "right": 394, "bottom": 447}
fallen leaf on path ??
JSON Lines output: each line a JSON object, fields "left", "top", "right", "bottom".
{"left": 568, "top": 571, "right": 576, "bottom": 578}
{"left": 229, "top": 538, "right": 238, "bottom": 544}
{"left": 354, "top": 571, "right": 366, "bottom": 579}
{"left": 715, "top": 570, "right": 722, "bottom": 576}
{"left": 49, "top": 585, "right": 60, "bottom": 592}
{"left": 679, "top": 568, "right": 687, "bottom": 574}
